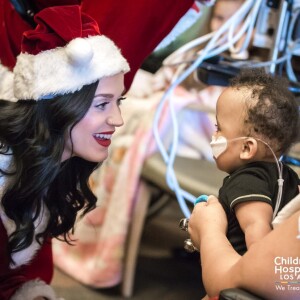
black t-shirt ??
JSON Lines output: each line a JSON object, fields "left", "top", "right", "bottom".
{"left": 219, "top": 161, "right": 300, "bottom": 255}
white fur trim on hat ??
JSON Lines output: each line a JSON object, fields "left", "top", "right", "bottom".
{"left": 0, "top": 62, "right": 17, "bottom": 101}
{"left": 13, "top": 35, "right": 130, "bottom": 100}
{"left": 11, "top": 279, "right": 59, "bottom": 300}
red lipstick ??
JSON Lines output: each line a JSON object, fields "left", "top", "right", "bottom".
{"left": 93, "top": 131, "right": 114, "bottom": 148}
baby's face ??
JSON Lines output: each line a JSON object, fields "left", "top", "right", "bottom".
{"left": 213, "top": 87, "right": 248, "bottom": 173}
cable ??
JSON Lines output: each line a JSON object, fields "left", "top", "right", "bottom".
{"left": 269, "top": 0, "right": 289, "bottom": 74}
{"left": 153, "top": 0, "right": 299, "bottom": 217}
{"left": 284, "top": 7, "right": 300, "bottom": 82}
{"left": 153, "top": 0, "right": 261, "bottom": 217}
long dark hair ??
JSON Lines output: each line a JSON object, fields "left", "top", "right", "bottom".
{"left": 0, "top": 81, "right": 99, "bottom": 264}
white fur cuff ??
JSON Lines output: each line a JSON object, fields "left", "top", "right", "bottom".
{"left": 10, "top": 279, "right": 58, "bottom": 300}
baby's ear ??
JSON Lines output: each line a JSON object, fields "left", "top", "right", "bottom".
{"left": 239, "top": 138, "right": 257, "bottom": 160}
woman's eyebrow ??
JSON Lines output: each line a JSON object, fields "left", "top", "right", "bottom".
{"left": 94, "top": 89, "right": 126, "bottom": 99}
{"left": 94, "top": 93, "right": 114, "bottom": 99}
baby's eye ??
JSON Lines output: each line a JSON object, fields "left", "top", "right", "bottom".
{"left": 214, "top": 124, "right": 220, "bottom": 132}
{"left": 117, "top": 96, "right": 126, "bottom": 106}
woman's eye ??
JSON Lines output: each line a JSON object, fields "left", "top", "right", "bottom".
{"left": 95, "top": 97, "right": 126, "bottom": 109}
{"left": 95, "top": 102, "right": 108, "bottom": 110}
{"left": 117, "top": 96, "right": 126, "bottom": 106}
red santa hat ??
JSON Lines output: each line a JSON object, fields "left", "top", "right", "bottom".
{"left": 13, "top": 5, "right": 130, "bottom": 100}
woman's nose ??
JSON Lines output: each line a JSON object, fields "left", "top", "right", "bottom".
{"left": 107, "top": 109, "right": 124, "bottom": 127}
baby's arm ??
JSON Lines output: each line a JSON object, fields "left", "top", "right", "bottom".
{"left": 235, "top": 201, "right": 273, "bottom": 249}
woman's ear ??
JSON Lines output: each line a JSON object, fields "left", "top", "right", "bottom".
{"left": 240, "top": 138, "right": 257, "bottom": 160}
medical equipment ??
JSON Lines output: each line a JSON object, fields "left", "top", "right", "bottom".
{"left": 153, "top": 0, "right": 300, "bottom": 218}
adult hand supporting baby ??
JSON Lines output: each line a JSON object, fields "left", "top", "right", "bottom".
{"left": 188, "top": 194, "right": 300, "bottom": 299}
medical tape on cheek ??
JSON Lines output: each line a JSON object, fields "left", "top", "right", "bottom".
{"left": 210, "top": 136, "right": 228, "bottom": 158}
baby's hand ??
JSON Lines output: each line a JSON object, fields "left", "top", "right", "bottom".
{"left": 194, "top": 194, "right": 208, "bottom": 205}
{"left": 188, "top": 195, "right": 227, "bottom": 248}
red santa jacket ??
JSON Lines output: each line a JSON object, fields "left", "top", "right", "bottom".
{"left": 0, "top": 219, "right": 53, "bottom": 300}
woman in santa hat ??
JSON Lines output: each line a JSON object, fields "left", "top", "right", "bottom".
{"left": 0, "top": 5, "right": 130, "bottom": 300}
{"left": 0, "top": 0, "right": 199, "bottom": 92}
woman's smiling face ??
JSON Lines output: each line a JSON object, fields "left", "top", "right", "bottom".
{"left": 62, "top": 73, "right": 125, "bottom": 162}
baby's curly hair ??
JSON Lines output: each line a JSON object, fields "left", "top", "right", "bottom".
{"left": 230, "top": 68, "right": 299, "bottom": 154}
